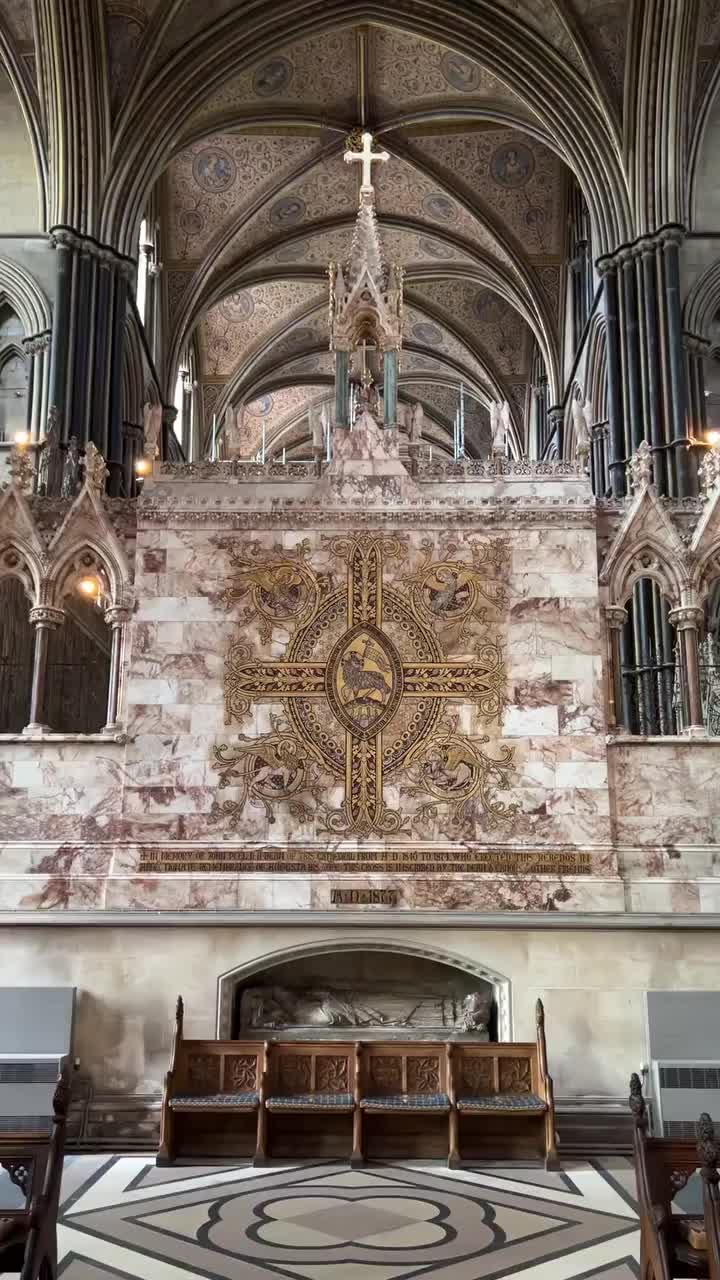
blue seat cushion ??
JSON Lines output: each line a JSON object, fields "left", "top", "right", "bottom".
{"left": 360, "top": 1093, "right": 450, "bottom": 1112}
{"left": 266, "top": 1093, "right": 354, "bottom": 1111}
{"left": 170, "top": 1092, "right": 258, "bottom": 1109}
{"left": 457, "top": 1093, "right": 546, "bottom": 1112}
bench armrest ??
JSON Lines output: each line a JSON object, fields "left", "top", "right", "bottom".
{"left": 354, "top": 1043, "right": 363, "bottom": 1105}
{"left": 446, "top": 1043, "right": 456, "bottom": 1106}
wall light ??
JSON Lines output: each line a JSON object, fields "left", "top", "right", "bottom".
{"left": 78, "top": 577, "right": 101, "bottom": 598}
{"left": 135, "top": 457, "right": 151, "bottom": 476}
{"left": 14, "top": 431, "right": 29, "bottom": 445}
{"left": 706, "top": 429, "right": 720, "bottom": 448}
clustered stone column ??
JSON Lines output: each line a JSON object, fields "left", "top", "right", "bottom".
{"left": 21, "top": 332, "right": 52, "bottom": 442}
{"left": 47, "top": 228, "right": 135, "bottom": 495}
{"left": 103, "top": 605, "right": 131, "bottom": 733}
{"left": 24, "top": 606, "right": 64, "bottom": 733}
{"left": 669, "top": 604, "right": 705, "bottom": 735}
{"left": 597, "top": 225, "right": 695, "bottom": 499}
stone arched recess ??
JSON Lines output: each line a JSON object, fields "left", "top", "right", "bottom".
{"left": 216, "top": 936, "right": 512, "bottom": 1042}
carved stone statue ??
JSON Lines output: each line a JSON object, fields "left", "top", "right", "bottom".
{"left": 491, "top": 400, "right": 507, "bottom": 456}
{"left": 309, "top": 407, "right": 324, "bottom": 452}
{"left": 61, "top": 435, "right": 80, "bottom": 498}
{"left": 37, "top": 408, "right": 63, "bottom": 496}
{"left": 238, "top": 983, "right": 493, "bottom": 1036}
{"left": 320, "top": 403, "right": 331, "bottom": 441}
{"left": 572, "top": 396, "right": 592, "bottom": 465}
{"left": 142, "top": 401, "right": 163, "bottom": 457}
{"left": 700, "top": 447, "right": 720, "bottom": 497}
{"left": 459, "top": 991, "right": 491, "bottom": 1033}
{"left": 83, "top": 441, "right": 109, "bottom": 494}
{"left": 411, "top": 401, "right": 424, "bottom": 444}
{"left": 626, "top": 439, "right": 653, "bottom": 493}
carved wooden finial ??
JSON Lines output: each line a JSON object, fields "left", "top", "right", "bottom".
{"left": 697, "top": 1112, "right": 719, "bottom": 1174}
{"left": 175, "top": 995, "right": 184, "bottom": 1028}
{"left": 52, "top": 1069, "right": 71, "bottom": 1121}
{"left": 629, "top": 1072, "right": 646, "bottom": 1126}
{"left": 535, "top": 998, "right": 545, "bottom": 1026}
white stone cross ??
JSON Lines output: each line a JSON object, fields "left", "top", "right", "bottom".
{"left": 344, "top": 130, "right": 389, "bottom": 191}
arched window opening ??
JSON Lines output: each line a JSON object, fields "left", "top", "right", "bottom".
{"left": 700, "top": 581, "right": 720, "bottom": 736}
{"left": 620, "top": 577, "right": 677, "bottom": 735}
{"left": 136, "top": 217, "right": 150, "bottom": 324}
{"left": 529, "top": 340, "right": 549, "bottom": 460}
{"left": 568, "top": 178, "right": 593, "bottom": 351}
{"left": 0, "top": 304, "right": 28, "bottom": 442}
{"left": 0, "top": 576, "right": 34, "bottom": 732}
{"left": 46, "top": 563, "right": 112, "bottom": 734}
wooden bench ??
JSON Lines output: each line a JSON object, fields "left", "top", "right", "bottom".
{"left": 157, "top": 996, "right": 557, "bottom": 1167}
{"left": 0, "top": 1069, "right": 69, "bottom": 1280}
{"left": 630, "top": 1072, "right": 720, "bottom": 1279}
{"left": 450, "top": 1000, "right": 557, "bottom": 1168}
{"left": 158, "top": 997, "right": 268, "bottom": 1164}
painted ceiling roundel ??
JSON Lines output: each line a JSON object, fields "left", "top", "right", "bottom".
{"left": 192, "top": 147, "right": 237, "bottom": 193}
{"left": 147, "top": 19, "right": 609, "bottom": 447}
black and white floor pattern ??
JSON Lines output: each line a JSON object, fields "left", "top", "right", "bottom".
{"left": 11, "top": 1155, "right": 643, "bottom": 1278}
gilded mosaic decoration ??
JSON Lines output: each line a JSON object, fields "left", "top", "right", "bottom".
{"left": 215, "top": 534, "right": 517, "bottom": 837}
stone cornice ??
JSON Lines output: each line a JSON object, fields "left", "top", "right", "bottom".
{"left": 1, "top": 910, "right": 719, "bottom": 930}
{"left": 138, "top": 496, "right": 597, "bottom": 530}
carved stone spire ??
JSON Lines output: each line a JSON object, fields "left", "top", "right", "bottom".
{"left": 329, "top": 134, "right": 403, "bottom": 358}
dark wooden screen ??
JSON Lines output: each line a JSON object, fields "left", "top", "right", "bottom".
{"left": 46, "top": 597, "right": 111, "bottom": 733}
{"left": 0, "top": 577, "right": 34, "bottom": 732}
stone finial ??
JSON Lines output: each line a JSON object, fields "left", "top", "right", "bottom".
{"left": 62, "top": 436, "right": 81, "bottom": 497}
{"left": 699, "top": 448, "right": 720, "bottom": 499}
{"left": 572, "top": 398, "right": 592, "bottom": 466}
{"left": 490, "top": 401, "right": 507, "bottom": 457}
{"left": 7, "top": 439, "right": 35, "bottom": 491}
{"left": 84, "top": 441, "right": 109, "bottom": 494}
{"left": 626, "top": 440, "right": 653, "bottom": 493}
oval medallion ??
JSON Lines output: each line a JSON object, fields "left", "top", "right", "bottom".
{"left": 325, "top": 623, "right": 404, "bottom": 740}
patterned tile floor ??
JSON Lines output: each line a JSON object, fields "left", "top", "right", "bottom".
{"left": 8, "top": 1155, "right": 643, "bottom": 1278}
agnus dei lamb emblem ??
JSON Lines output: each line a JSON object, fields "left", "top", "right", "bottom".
{"left": 215, "top": 532, "right": 517, "bottom": 838}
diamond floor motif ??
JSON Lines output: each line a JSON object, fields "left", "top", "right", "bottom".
{"left": 25, "top": 1154, "right": 641, "bottom": 1279}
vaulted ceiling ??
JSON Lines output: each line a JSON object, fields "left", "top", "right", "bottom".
{"left": 6, "top": 0, "right": 695, "bottom": 456}
{"left": 144, "top": 21, "right": 586, "bottom": 456}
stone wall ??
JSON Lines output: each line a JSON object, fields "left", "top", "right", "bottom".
{"left": 0, "top": 925, "right": 716, "bottom": 1112}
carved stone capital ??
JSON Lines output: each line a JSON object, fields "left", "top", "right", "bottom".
{"left": 605, "top": 605, "right": 628, "bottom": 630}
{"left": 668, "top": 605, "right": 704, "bottom": 631}
{"left": 657, "top": 225, "right": 685, "bottom": 250}
{"left": 104, "top": 605, "right": 131, "bottom": 628}
{"left": 29, "top": 605, "right": 64, "bottom": 629}
{"left": 595, "top": 255, "right": 616, "bottom": 279}
{"left": 22, "top": 330, "right": 52, "bottom": 356}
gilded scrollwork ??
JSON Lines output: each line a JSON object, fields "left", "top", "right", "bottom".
{"left": 213, "top": 716, "right": 326, "bottom": 825}
{"left": 216, "top": 532, "right": 516, "bottom": 837}
{"left": 402, "top": 714, "right": 518, "bottom": 836}
{"left": 222, "top": 538, "right": 327, "bottom": 642}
